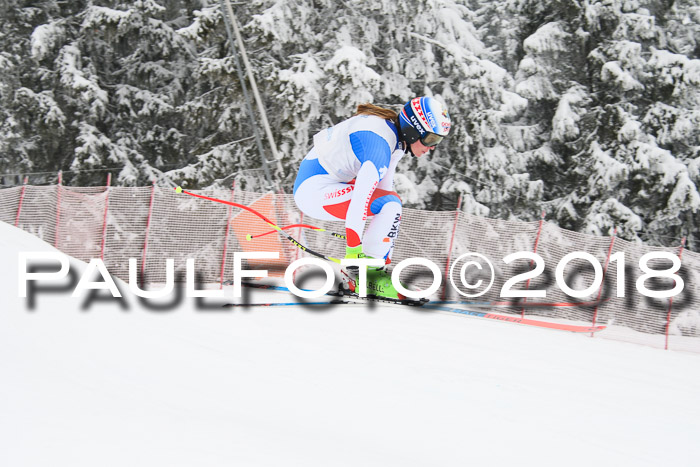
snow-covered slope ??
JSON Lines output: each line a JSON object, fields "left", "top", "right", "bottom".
{"left": 1, "top": 220, "right": 699, "bottom": 467}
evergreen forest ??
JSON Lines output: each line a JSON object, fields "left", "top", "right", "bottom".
{"left": 1, "top": 0, "right": 698, "bottom": 249}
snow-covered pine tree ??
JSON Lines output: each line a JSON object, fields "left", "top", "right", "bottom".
{"left": 2, "top": 0, "right": 697, "bottom": 249}
{"left": 508, "top": 0, "right": 699, "bottom": 248}
{"left": 66, "top": 0, "right": 200, "bottom": 186}
{"left": 575, "top": 0, "right": 699, "bottom": 247}
{"left": 0, "top": 0, "right": 74, "bottom": 185}
{"left": 244, "top": 0, "right": 537, "bottom": 216}
{"left": 167, "top": 1, "right": 280, "bottom": 190}
{"left": 244, "top": 0, "right": 328, "bottom": 184}
{"left": 5, "top": 1, "right": 193, "bottom": 185}
{"left": 4, "top": 0, "right": 265, "bottom": 188}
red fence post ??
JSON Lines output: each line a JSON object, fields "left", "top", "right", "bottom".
{"left": 293, "top": 212, "right": 305, "bottom": 282}
{"left": 219, "top": 181, "right": 236, "bottom": 289}
{"left": 442, "top": 194, "right": 462, "bottom": 300}
{"left": 521, "top": 210, "right": 546, "bottom": 317}
{"left": 54, "top": 171, "right": 63, "bottom": 248}
{"left": 665, "top": 237, "right": 687, "bottom": 350}
{"left": 591, "top": 227, "right": 617, "bottom": 337}
{"left": 140, "top": 181, "right": 156, "bottom": 287}
{"left": 14, "top": 176, "right": 28, "bottom": 227}
{"left": 100, "top": 173, "right": 112, "bottom": 261}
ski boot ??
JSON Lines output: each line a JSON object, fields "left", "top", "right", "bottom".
{"left": 342, "top": 245, "right": 410, "bottom": 301}
{"left": 342, "top": 264, "right": 404, "bottom": 300}
{"left": 365, "top": 265, "right": 404, "bottom": 300}
{"left": 341, "top": 245, "right": 368, "bottom": 291}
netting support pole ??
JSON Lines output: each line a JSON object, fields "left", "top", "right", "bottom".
{"left": 442, "top": 194, "right": 462, "bottom": 301}
{"left": 100, "top": 173, "right": 112, "bottom": 261}
{"left": 665, "top": 237, "right": 686, "bottom": 351}
{"left": 14, "top": 176, "right": 28, "bottom": 227}
{"left": 54, "top": 171, "right": 63, "bottom": 248}
{"left": 521, "top": 210, "right": 546, "bottom": 318}
{"left": 219, "top": 181, "right": 236, "bottom": 289}
{"left": 140, "top": 181, "right": 156, "bottom": 288}
{"left": 591, "top": 227, "right": 617, "bottom": 338}
{"left": 220, "top": 0, "right": 281, "bottom": 186}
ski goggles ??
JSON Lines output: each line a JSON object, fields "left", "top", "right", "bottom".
{"left": 420, "top": 132, "right": 444, "bottom": 147}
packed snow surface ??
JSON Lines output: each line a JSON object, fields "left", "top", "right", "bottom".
{"left": 1, "top": 221, "right": 699, "bottom": 466}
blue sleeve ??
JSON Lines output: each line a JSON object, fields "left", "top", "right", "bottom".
{"left": 349, "top": 131, "right": 391, "bottom": 180}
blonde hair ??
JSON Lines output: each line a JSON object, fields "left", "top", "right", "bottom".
{"left": 354, "top": 103, "right": 399, "bottom": 127}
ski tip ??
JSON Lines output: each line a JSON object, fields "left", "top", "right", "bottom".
{"left": 175, "top": 186, "right": 183, "bottom": 194}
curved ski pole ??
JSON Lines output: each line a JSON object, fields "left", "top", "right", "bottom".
{"left": 174, "top": 187, "right": 342, "bottom": 264}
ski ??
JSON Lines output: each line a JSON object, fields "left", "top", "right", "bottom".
{"left": 330, "top": 290, "right": 429, "bottom": 307}
{"left": 422, "top": 304, "right": 607, "bottom": 333}
{"left": 222, "top": 280, "right": 290, "bottom": 292}
{"left": 222, "top": 299, "right": 355, "bottom": 308}
{"left": 223, "top": 281, "right": 606, "bottom": 333}
{"left": 224, "top": 280, "right": 604, "bottom": 310}
{"left": 432, "top": 298, "right": 610, "bottom": 308}
{"left": 222, "top": 281, "right": 427, "bottom": 307}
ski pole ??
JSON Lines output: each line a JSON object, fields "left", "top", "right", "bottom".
{"left": 247, "top": 224, "right": 346, "bottom": 240}
{"left": 174, "top": 186, "right": 342, "bottom": 264}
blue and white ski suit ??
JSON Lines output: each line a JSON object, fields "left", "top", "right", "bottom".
{"left": 293, "top": 115, "right": 405, "bottom": 262}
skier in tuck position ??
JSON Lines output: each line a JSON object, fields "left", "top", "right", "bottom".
{"left": 293, "top": 96, "right": 451, "bottom": 299}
